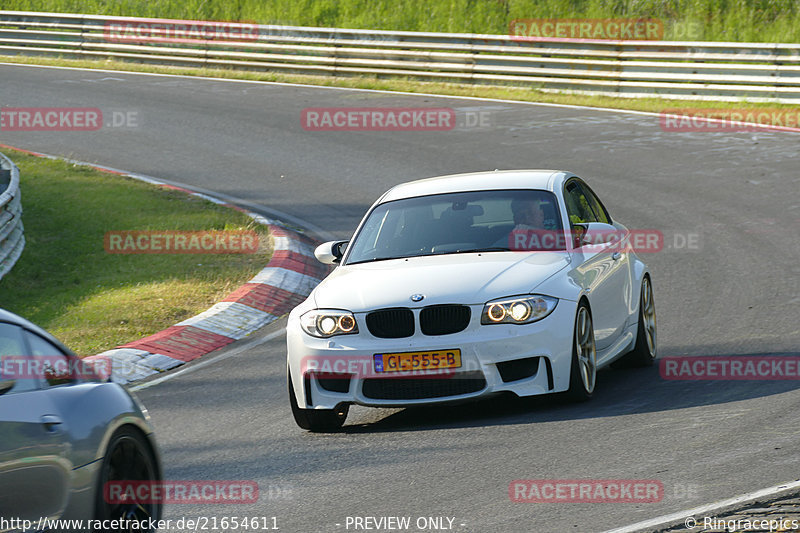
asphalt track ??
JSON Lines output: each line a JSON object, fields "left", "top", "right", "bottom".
{"left": 1, "top": 63, "right": 799, "bottom": 532}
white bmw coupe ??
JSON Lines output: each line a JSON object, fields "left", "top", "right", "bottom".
{"left": 286, "top": 170, "right": 656, "bottom": 431}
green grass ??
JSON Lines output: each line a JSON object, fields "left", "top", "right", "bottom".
{"left": 3, "top": 0, "right": 800, "bottom": 42}
{"left": 0, "top": 150, "right": 272, "bottom": 356}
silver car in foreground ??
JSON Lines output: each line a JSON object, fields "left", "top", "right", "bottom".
{"left": 0, "top": 308, "right": 161, "bottom": 532}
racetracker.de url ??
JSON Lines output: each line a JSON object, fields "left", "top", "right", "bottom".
{"left": 2, "top": 516, "right": 279, "bottom": 532}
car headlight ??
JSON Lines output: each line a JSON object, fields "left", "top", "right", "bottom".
{"left": 481, "top": 295, "right": 558, "bottom": 325}
{"left": 300, "top": 309, "right": 359, "bottom": 338}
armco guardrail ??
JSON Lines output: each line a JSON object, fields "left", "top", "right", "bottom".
{"left": 0, "top": 151, "right": 24, "bottom": 281}
{"left": 1, "top": 11, "right": 800, "bottom": 102}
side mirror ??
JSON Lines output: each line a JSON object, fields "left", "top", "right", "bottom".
{"left": 574, "top": 223, "right": 623, "bottom": 247}
{"left": 0, "top": 379, "right": 15, "bottom": 396}
{"left": 314, "top": 241, "right": 348, "bottom": 265}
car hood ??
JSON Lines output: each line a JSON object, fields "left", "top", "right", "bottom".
{"left": 312, "top": 252, "right": 570, "bottom": 311}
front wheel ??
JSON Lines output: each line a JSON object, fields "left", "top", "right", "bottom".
{"left": 94, "top": 426, "right": 161, "bottom": 531}
{"left": 566, "top": 302, "right": 596, "bottom": 401}
{"left": 288, "top": 371, "right": 348, "bottom": 432}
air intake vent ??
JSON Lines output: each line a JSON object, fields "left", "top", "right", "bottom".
{"left": 420, "top": 305, "right": 471, "bottom": 335}
{"left": 496, "top": 357, "right": 540, "bottom": 383}
{"left": 366, "top": 308, "right": 414, "bottom": 338}
{"left": 362, "top": 371, "right": 486, "bottom": 400}
{"left": 314, "top": 373, "right": 353, "bottom": 394}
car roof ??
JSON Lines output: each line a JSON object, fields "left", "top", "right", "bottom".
{"left": 0, "top": 307, "right": 76, "bottom": 355}
{"left": 378, "top": 170, "right": 572, "bottom": 203}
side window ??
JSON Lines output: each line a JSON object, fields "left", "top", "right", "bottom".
{"left": 0, "top": 322, "right": 39, "bottom": 394}
{"left": 581, "top": 184, "right": 612, "bottom": 224}
{"left": 24, "top": 332, "right": 73, "bottom": 387}
{"left": 564, "top": 180, "right": 598, "bottom": 225}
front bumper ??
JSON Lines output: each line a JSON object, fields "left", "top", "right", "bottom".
{"left": 287, "top": 301, "right": 576, "bottom": 409}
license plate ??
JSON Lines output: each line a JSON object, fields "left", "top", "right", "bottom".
{"left": 373, "top": 349, "right": 461, "bottom": 373}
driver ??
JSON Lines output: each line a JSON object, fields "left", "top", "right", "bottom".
{"left": 511, "top": 197, "right": 546, "bottom": 230}
{"left": 506, "top": 197, "right": 562, "bottom": 251}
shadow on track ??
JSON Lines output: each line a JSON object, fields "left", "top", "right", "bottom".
{"left": 339, "top": 349, "right": 800, "bottom": 434}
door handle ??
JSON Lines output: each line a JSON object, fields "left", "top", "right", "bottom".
{"left": 611, "top": 251, "right": 622, "bottom": 261}
{"left": 41, "top": 414, "right": 63, "bottom": 432}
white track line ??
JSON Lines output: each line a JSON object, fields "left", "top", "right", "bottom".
{"left": 129, "top": 328, "right": 286, "bottom": 391}
{"left": 7, "top": 60, "right": 799, "bottom": 521}
{"left": 4, "top": 62, "right": 799, "bottom": 135}
{"left": 603, "top": 479, "right": 800, "bottom": 533}
{"left": 0, "top": 61, "right": 662, "bottom": 117}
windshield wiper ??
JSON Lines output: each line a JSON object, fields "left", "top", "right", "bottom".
{"left": 436, "top": 247, "right": 511, "bottom": 255}
{"left": 348, "top": 248, "right": 512, "bottom": 264}
{"left": 347, "top": 255, "right": 414, "bottom": 265}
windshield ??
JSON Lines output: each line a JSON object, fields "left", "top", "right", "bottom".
{"left": 345, "top": 189, "right": 564, "bottom": 264}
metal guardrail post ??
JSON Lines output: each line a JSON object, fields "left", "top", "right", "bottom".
{"left": 0, "top": 11, "right": 799, "bottom": 102}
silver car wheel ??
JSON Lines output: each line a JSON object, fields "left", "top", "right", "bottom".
{"left": 576, "top": 306, "right": 597, "bottom": 394}
{"left": 641, "top": 276, "right": 657, "bottom": 358}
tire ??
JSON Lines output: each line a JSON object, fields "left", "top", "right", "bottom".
{"left": 617, "top": 275, "right": 657, "bottom": 367}
{"left": 566, "top": 302, "right": 597, "bottom": 401}
{"left": 94, "top": 426, "right": 161, "bottom": 531}
{"left": 288, "top": 370, "right": 348, "bottom": 432}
